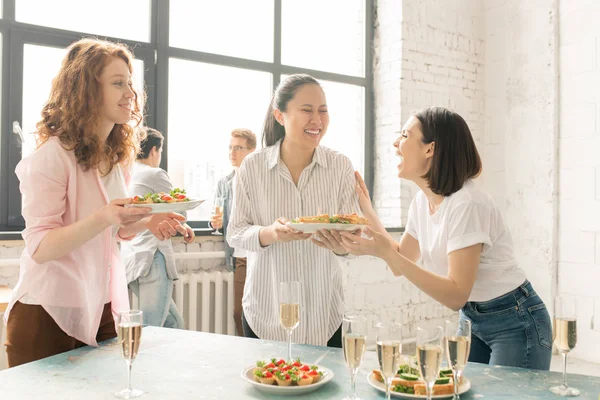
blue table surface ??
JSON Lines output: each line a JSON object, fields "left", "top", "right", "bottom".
{"left": 1, "top": 327, "right": 599, "bottom": 399}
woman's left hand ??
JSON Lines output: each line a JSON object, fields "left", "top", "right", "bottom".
{"left": 311, "top": 229, "right": 349, "bottom": 255}
{"left": 339, "top": 227, "right": 397, "bottom": 259}
{"left": 147, "top": 212, "right": 187, "bottom": 241}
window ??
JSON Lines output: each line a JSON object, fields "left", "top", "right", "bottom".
{"left": 168, "top": 59, "right": 272, "bottom": 221}
{"left": 15, "top": 0, "right": 151, "bottom": 42}
{"left": 282, "top": 0, "right": 366, "bottom": 77}
{"left": 170, "top": 0, "right": 274, "bottom": 62}
{"left": 0, "top": 0, "right": 373, "bottom": 231}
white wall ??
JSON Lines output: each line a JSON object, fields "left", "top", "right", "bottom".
{"left": 480, "top": 0, "right": 559, "bottom": 311}
{"left": 557, "top": 0, "right": 600, "bottom": 364}
{"left": 399, "top": 0, "right": 485, "bottom": 219}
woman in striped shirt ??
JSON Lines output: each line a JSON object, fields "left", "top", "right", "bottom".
{"left": 227, "top": 74, "right": 361, "bottom": 347}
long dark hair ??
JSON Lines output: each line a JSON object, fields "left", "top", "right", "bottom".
{"left": 262, "top": 74, "right": 322, "bottom": 147}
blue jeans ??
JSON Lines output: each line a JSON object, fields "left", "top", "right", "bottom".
{"left": 460, "top": 280, "right": 552, "bottom": 370}
{"left": 129, "top": 251, "right": 184, "bottom": 329}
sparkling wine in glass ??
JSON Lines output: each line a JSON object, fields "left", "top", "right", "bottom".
{"left": 211, "top": 197, "right": 225, "bottom": 235}
{"left": 279, "top": 281, "right": 300, "bottom": 362}
{"left": 416, "top": 326, "right": 444, "bottom": 400}
{"left": 550, "top": 295, "right": 579, "bottom": 397}
{"left": 376, "top": 321, "right": 403, "bottom": 400}
{"left": 342, "top": 314, "right": 367, "bottom": 400}
{"left": 115, "top": 310, "right": 144, "bottom": 399}
{"left": 445, "top": 319, "right": 471, "bottom": 400}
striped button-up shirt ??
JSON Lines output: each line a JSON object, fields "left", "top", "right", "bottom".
{"left": 227, "top": 140, "right": 360, "bottom": 346}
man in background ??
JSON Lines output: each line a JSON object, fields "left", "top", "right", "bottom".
{"left": 209, "top": 128, "right": 256, "bottom": 336}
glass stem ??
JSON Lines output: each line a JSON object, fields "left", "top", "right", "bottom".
{"left": 288, "top": 330, "right": 292, "bottom": 362}
{"left": 126, "top": 361, "right": 132, "bottom": 391}
{"left": 427, "top": 380, "right": 435, "bottom": 400}
{"left": 350, "top": 369, "right": 357, "bottom": 399}
{"left": 385, "top": 378, "right": 391, "bottom": 400}
{"left": 453, "top": 369, "right": 460, "bottom": 399}
{"left": 561, "top": 352, "right": 568, "bottom": 389}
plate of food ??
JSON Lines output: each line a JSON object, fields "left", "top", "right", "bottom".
{"left": 287, "top": 213, "right": 369, "bottom": 234}
{"left": 241, "top": 358, "right": 334, "bottom": 396}
{"left": 127, "top": 188, "right": 204, "bottom": 214}
{"left": 367, "top": 362, "right": 471, "bottom": 399}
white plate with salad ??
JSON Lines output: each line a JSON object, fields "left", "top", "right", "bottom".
{"left": 127, "top": 188, "right": 204, "bottom": 214}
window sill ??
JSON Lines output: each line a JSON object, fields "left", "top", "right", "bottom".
{"left": 385, "top": 227, "right": 405, "bottom": 233}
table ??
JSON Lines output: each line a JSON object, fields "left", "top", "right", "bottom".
{"left": 1, "top": 327, "right": 599, "bottom": 399}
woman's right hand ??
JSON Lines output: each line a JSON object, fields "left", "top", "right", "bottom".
{"left": 270, "top": 218, "right": 311, "bottom": 243}
{"left": 101, "top": 198, "right": 151, "bottom": 227}
{"left": 355, "top": 171, "right": 375, "bottom": 214}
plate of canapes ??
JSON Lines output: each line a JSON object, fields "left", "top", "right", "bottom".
{"left": 241, "top": 357, "right": 334, "bottom": 396}
{"left": 287, "top": 213, "right": 369, "bottom": 233}
{"left": 367, "top": 361, "right": 471, "bottom": 399}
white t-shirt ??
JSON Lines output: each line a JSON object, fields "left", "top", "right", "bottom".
{"left": 404, "top": 180, "right": 526, "bottom": 302}
{"left": 100, "top": 165, "right": 129, "bottom": 303}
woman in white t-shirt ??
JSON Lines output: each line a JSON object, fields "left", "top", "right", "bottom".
{"left": 339, "top": 106, "right": 552, "bottom": 370}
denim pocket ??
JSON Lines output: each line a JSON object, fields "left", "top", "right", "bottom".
{"left": 472, "top": 297, "right": 518, "bottom": 316}
{"left": 528, "top": 303, "right": 553, "bottom": 351}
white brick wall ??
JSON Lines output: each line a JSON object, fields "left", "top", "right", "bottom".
{"left": 399, "top": 0, "right": 485, "bottom": 223}
{"left": 369, "top": 0, "right": 465, "bottom": 344}
{"left": 481, "top": 0, "right": 559, "bottom": 314}
{"left": 558, "top": 0, "right": 600, "bottom": 364}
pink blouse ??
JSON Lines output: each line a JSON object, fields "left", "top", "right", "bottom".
{"left": 3, "top": 137, "right": 131, "bottom": 346}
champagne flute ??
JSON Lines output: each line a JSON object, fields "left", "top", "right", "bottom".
{"left": 416, "top": 325, "right": 444, "bottom": 400}
{"left": 279, "top": 281, "right": 300, "bottom": 362}
{"left": 376, "top": 321, "right": 403, "bottom": 400}
{"left": 550, "top": 295, "right": 579, "bottom": 397}
{"left": 342, "top": 314, "right": 367, "bottom": 400}
{"left": 211, "top": 197, "right": 225, "bottom": 235}
{"left": 445, "top": 319, "right": 471, "bottom": 400}
{"left": 115, "top": 310, "right": 144, "bottom": 399}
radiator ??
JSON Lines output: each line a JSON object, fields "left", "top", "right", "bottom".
{"left": 131, "top": 269, "right": 235, "bottom": 335}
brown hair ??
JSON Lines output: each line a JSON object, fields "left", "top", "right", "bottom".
{"left": 231, "top": 128, "right": 257, "bottom": 149}
{"left": 137, "top": 127, "right": 164, "bottom": 160}
{"left": 415, "top": 107, "right": 482, "bottom": 196}
{"left": 35, "top": 38, "right": 145, "bottom": 172}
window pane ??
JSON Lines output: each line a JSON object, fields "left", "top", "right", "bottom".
{"left": 21, "top": 44, "right": 144, "bottom": 158}
{"left": 282, "top": 0, "right": 365, "bottom": 77}
{"left": 16, "top": 0, "right": 151, "bottom": 42}
{"left": 170, "top": 0, "right": 274, "bottom": 62}
{"left": 319, "top": 80, "right": 365, "bottom": 175}
{"left": 168, "top": 59, "right": 272, "bottom": 221}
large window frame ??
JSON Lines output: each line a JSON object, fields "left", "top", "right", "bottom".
{"left": 0, "top": 0, "right": 374, "bottom": 234}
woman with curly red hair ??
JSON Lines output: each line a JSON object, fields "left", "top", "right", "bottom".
{"left": 3, "top": 38, "right": 186, "bottom": 367}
